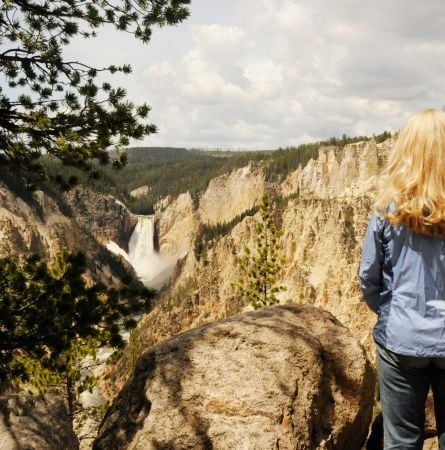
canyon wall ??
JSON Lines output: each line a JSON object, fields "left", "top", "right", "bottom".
{"left": 64, "top": 187, "right": 136, "bottom": 252}
{"left": 154, "top": 191, "right": 198, "bottom": 257}
{"left": 153, "top": 163, "right": 267, "bottom": 260}
{"left": 0, "top": 180, "right": 137, "bottom": 286}
{"left": 198, "top": 162, "right": 266, "bottom": 225}
{"left": 138, "top": 139, "right": 393, "bottom": 355}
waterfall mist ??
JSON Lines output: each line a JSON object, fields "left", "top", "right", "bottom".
{"left": 127, "top": 215, "right": 178, "bottom": 289}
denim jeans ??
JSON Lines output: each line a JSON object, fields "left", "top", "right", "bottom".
{"left": 376, "top": 342, "right": 445, "bottom": 449}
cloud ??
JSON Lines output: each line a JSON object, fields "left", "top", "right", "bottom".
{"left": 190, "top": 24, "right": 248, "bottom": 56}
{"left": 105, "top": 0, "right": 445, "bottom": 148}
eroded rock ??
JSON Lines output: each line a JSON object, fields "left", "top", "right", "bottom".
{"left": 63, "top": 187, "right": 137, "bottom": 252}
{"left": 95, "top": 305, "right": 375, "bottom": 450}
{"left": 0, "top": 393, "right": 79, "bottom": 450}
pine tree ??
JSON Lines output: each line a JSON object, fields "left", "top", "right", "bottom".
{"left": 0, "top": 249, "right": 155, "bottom": 417}
{"left": 0, "top": 1, "right": 190, "bottom": 187}
{"left": 232, "top": 192, "right": 287, "bottom": 309}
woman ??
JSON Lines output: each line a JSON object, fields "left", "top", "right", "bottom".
{"left": 359, "top": 108, "right": 445, "bottom": 449}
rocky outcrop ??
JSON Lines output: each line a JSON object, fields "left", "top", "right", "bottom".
{"left": 154, "top": 191, "right": 198, "bottom": 257}
{"left": 198, "top": 162, "right": 266, "bottom": 225}
{"left": 280, "top": 139, "right": 391, "bottom": 198}
{"left": 130, "top": 185, "right": 150, "bottom": 198}
{"left": 95, "top": 305, "right": 375, "bottom": 450}
{"left": 64, "top": 187, "right": 137, "bottom": 252}
{"left": 279, "top": 195, "right": 376, "bottom": 351}
{"left": 0, "top": 393, "right": 79, "bottom": 450}
{"left": 0, "top": 180, "right": 136, "bottom": 286}
{"left": 0, "top": 184, "right": 76, "bottom": 261}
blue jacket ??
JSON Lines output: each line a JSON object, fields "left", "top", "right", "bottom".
{"left": 359, "top": 212, "right": 445, "bottom": 357}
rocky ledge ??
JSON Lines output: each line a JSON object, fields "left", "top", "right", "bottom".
{"left": 94, "top": 305, "right": 375, "bottom": 450}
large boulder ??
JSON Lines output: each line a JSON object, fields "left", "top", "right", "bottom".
{"left": 94, "top": 305, "right": 375, "bottom": 450}
{"left": 0, "top": 393, "right": 79, "bottom": 450}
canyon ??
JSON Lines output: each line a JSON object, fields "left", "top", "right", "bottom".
{"left": 0, "top": 138, "right": 390, "bottom": 393}
{"left": 6, "top": 137, "right": 440, "bottom": 449}
{"left": 122, "top": 138, "right": 393, "bottom": 363}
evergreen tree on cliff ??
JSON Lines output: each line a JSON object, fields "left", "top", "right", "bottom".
{"left": 0, "top": 0, "right": 190, "bottom": 187}
{"left": 232, "top": 192, "right": 287, "bottom": 309}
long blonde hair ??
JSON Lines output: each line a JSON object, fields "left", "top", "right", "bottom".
{"left": 375, "top": 108, "right": 445, "bottom": 235}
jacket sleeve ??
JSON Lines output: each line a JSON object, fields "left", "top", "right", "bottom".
{"left": 359, "top": 213, "right": 385, "bottom": 314}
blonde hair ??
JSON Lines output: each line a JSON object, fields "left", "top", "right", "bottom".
{"left": 375, "top": 108, "right": 445, "bottom": 235}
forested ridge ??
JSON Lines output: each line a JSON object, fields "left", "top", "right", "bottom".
{"left": 43, "top": 131, "right": 391, "bottom": 214}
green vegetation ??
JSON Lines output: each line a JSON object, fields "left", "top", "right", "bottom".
{"left": 0, "top": 0, "right": 190, "bottom": 187}
{"left": 194, "top": 205, "right": 259, "bottom": 261}
{"left": 0, "top": 249, "right": 156, "bottom": 418}
{"left": 41, "top": 130, "right": 392, "bottom": 214}
{"left": 231, "top": 192, "right": 287, "bottom": 309}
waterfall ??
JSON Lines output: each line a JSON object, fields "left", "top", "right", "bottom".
{"left": 127, "top": 215, "right": 177, "bottom": 289}
{"left": 129, "top": 215, "right": 155, "bottom": 264}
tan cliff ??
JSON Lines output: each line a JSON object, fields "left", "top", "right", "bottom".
{"left": 0, "top": 181, "right": 137, "bottom": 286}
{"left": 64, "top": 187, "right": 137, "bottom": 252}
{"left": 198, "top": 162, "right": 266, "bottom": 225}
{"left": 281, "top": 138, "right": 390, "bottom": 198}
{"left": 152, "top": 163, "right": 267, "bottom": 261}
{"left": 154, "top": 191, "right": 198, "bottom": 257}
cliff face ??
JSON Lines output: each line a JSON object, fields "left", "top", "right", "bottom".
{"left": 0, "top": 185, "right": 81, "bottom": 261}
{"left": 198, "top": 163, "right": 266, "bottom": 225}
{"left": 64, "top": 187, "right": 136, "bottom": 252}
{"left": 281, "top": 139, "right": 389, "bottom": 198}
{"left": 154, "top": 191, "right": 198, "bottom": 257}
{"left": 131, "top": 138, "right": 393, "bottom": 363}
{"left": 280, "top": 195, "right": 374, "bottom": 348}
{"left": 0, "top": 180, "right": 136, "bottom": 285}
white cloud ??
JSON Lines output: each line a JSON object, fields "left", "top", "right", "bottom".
{"left": 143, "top": 62, "right": 176, "bottom": 78}
{"left": 190, "top": 24, "right": 247, "bottom": 55}
{"left": 84, "top": 0, "right": 445, "bottom": 148}
{"left": 243, "top": 60, "right": 283, "bottom": 99}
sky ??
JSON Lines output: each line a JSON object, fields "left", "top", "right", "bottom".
{"left": 67, "top": 0, "right": 445, "bottom": 149}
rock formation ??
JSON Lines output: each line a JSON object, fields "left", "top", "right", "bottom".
{"left": 64, "top": 187, "right": 137, "bottom": 252}
{"left": 130, "top": 185, "right": 151, "bottom": 198}
{"left": 280, "top": 140, "right": 389, "bottom": 199}
{"left": 0, "top": 179, "right": 137, "bottom": 286}
{"left": 0, "top": 393, "right": 79, "bottom": 450}
{"left": 154, "top": 191, "right": 198, "bottom": 257}
{"left": 95, "top": 305, "right": 375, "bottom": 450}
{"left": 198, "top": 162, "right": 266, "bottom": 225}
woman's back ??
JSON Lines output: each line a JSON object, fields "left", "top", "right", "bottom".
{"left": 361, "top": 212, "right": 445, "bottom": 356}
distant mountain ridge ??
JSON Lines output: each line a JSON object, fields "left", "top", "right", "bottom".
{"left": 42, "top": 131, "right": 391, "bottom": 215}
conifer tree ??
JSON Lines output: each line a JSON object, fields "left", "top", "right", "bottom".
{"left": 232, "top": 192, "right": 287, "bottom": 309}
{"left": 0, "top": 249, "right": 155, "bottom": 417}
{"left": 0, "top": 0, "right": 190, "bottom": 187}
